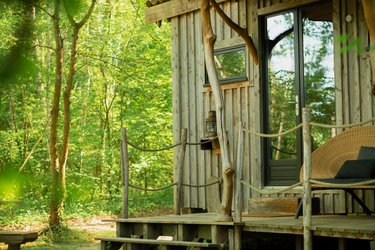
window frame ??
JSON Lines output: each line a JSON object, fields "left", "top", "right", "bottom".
{"left": 204, "top": 44, "right": 248, "bottom": 86}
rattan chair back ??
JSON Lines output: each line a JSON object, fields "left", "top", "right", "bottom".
{"left": 300, "top": 125, "right": 375, "bottom": 180}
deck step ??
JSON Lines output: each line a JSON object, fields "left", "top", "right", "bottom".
{"left": 97, "top": 237, "right": 228, "bottom": 250}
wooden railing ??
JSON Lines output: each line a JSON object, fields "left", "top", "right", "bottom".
{"left": 236, "top": 108, "right": 375, "bottom": 250}
{"left": 119, "top": 128, "right": 220, "bottom": 218}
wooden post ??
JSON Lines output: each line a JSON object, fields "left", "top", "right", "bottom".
{"left": 174, "top": 128, "right": 187, "bottom": 215}
{"left": 302, "top": 108, "right": 312, "bottom": 250}
{"left": 234, "top": 122, "right": 244, "bottom": 223}
{"left": 120, "top": 128, "right": 129, "bottom": 219}
{"left": 200, "top": 0, "right": 235, "bottom": 222}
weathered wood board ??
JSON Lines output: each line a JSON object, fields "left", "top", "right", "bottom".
{"left": 248, "top": 197, "right": 319, "bottom": 217}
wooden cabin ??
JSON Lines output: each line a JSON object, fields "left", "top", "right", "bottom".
{"left": 97, "top": 1, "right": 375, "bottom": 249}
{"left": 145, "top": 0, "right": 374, "bottom": 215}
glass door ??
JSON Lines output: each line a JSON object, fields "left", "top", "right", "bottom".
{"left": 263, "top": 2, "right": 334, "bottom": 186}
{"left": 264, "top": 11, "right": 301, "bottom": 186}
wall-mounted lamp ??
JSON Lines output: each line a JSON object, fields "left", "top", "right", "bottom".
{"left": 205, "top": 110, "right": 217, "bottom": 137}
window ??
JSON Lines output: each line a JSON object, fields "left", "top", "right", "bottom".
{"left": 205, "top": 45, "right": 247, "bottom": 84}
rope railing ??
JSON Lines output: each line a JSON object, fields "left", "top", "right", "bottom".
{"left": 241, "top": 180, "right": 303, "bottom": 195}
{"left": 310, "top": 178, "right": 375, "bottom": 188}
{"left": 242, "top": 116, "right": 375, "bottom": 139}
{"left": 129, "top": 182, "right": 177, "bottom": 191}
{"left": 310, "top": 116, "right": 375, "bottom": 129}
{"left": 128, "top": 179, "right": 222, "bottom": 192}
{"left": 126, "top": 140, "right": 182, "bottom": 152}
{"left": 243, "top": 123, "right": 303, "bottom": 138}
{"left": 240, "top": 116, "right": 375, "bottom": 193}
{"left": 182, "top": 178, "right": 222, "bottom": 188}
{"left": 125, "top": 136, "right": 218, "bottom": 152}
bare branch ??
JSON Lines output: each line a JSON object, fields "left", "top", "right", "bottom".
{"left": 268, "top": 27, "right": 293, "bottom": 54}
{"left": 34, "top": 44, "right": 56, "bottom": 52}
{"left": 200, "top": 0, "right": 234, "bottom": 222}
{"left": 34, "top": 4, "right": 54, "bottom": 18}
{"left": 209, "top": 0, "right": 259, "bottom": 65}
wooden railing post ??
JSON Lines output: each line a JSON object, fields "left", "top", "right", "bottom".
{"left": 302, "top": 108, "right": 312, "bottom": 250}
{"left": 174, "top": 128, "right": 187, "bottom": 215}
{"left": 234, "top": 122, "right": 244, "bottom": 223}
{"left": 120, "top": 128, "right": 130, "bottom": 219}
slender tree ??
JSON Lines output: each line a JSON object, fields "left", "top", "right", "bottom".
{"left": 49, "top": 0, "right": 96, "bottom": 227}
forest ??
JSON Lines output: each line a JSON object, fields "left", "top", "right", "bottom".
{"left": 0, "top": 0, "right": 174, "bottom": 235}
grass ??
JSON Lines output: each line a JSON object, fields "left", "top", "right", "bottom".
{"left": 0, "top": 223, "right": 115, "bottom": 250}
{"left": 0, "top": 190, "right": 174, "bottom": 249}
{"left": 0, "top": 204, "right": 173, "bottom": 250}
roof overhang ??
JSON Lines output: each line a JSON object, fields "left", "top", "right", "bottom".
{"left": 144, "top": 0, "right": 229, "bottom": 24}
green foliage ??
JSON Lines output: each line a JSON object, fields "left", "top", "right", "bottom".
{"left": 0, "top": 1, "right": 37, "bottom": 89}
{"left": 0, "top": 0, "right": 173, "bottom": 230}
{"left": 63, "top": 0, "right": 87, "bottom": 18}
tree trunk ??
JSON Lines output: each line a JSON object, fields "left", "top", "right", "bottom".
{"left": 200, "top": 0, "right": 235, "bottom": 222}
{"left": 361, "top": 0, "right": 375, "bottom": 95}
{"left": 49, "top": 0, "right": 64, "bottom": 227}
{"left": 49, "top": 0, "right": 96, "bottom": 227}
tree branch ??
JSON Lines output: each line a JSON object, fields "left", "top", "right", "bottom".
{"left": 34, "top": 44, "right": 56, "bottom": 52}
{"left": 63, "top": 0, "right": 97, "bottom": 29}
{"left": 200, "top": 0, "right": 234, "bottom": 222}
{"left": 34, "top": 4, "right": 54, "bottom": 18}
{"left": 209, "top": 0, "right": 259, "bottom": 65}
{"left": 268, "top": 27, "right": 293, "bottom": 55}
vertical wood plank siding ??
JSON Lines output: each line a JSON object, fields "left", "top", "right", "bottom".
{"left": 171, "top": 0, "right": 374, "bottom": 213}
{"left": 334, "top": 0, "right": 375, "bottom": 213}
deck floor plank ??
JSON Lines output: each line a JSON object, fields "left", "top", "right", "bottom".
{"left": 107, "top": 213, "right": 375, "bottom": 240}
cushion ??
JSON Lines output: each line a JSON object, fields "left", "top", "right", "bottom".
{"left": 357, "top": 146, "right": 375, "bottom": 160}
{"left": 335, "top": 159, "right": 375, "bottom": 179}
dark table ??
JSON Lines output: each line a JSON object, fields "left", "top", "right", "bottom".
{"left": 0, "top": 231, "right": 38, "bottom": 250}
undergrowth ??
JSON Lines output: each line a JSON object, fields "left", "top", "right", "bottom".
{"left": 0, "top": 188, "right": 174, "bottom": 229}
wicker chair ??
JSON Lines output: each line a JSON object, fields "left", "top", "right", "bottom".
{"left": 298, "top": 125, "right": 375, "bottom": 216}
{"left": 300, "top": 125, "right": 375, "bottom": 180}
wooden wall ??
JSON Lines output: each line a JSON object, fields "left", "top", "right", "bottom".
{"left": 171, "top": 0, "right": 374, "bottom": 213}
{"left": 333, "top": 0, "right": 375, "bottom": 213}
{"left": 171, "top": 1, "right": 254, "bottom": 211}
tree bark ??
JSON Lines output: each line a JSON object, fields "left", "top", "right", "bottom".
{"left": 361, "top": 0, "right": 375, "bottom": 96}
{"left": 200, "top": 0, "right": 234, "bottom": 222}
{"left": 49, "top": 0, "right": 64, "bottom": 227}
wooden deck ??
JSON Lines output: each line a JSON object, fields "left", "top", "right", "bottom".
{"left": 242, "top": 215, "right": 375, "bottom": 240}
{"left": 107, "top": 213, "right": 375, "bottom": 240}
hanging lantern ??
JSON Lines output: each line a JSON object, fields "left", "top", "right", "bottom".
{"left": 206, "top": 110, "right": 217, "bottom": 137}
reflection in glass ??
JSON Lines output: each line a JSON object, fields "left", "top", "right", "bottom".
{"left": 303, "top": 15, "right": 335, "bottom": 150}
{"left": 214, "top": 46, "right": 246, "bottom": 82}
{"left": 267, "top": 12, "right": 297, "bottom": 160}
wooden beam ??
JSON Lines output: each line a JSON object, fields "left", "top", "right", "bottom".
{"left": 302, "top": 108, "right": 312, "bottom": 250}
{"left": 257, "top": 0, "right": 321, "bottom": 16}
{"left": 209, "top": 0, "right": 259, "bottom": 64}
{"left": 145, "top": 0, "right": 228, "bottom": 23}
